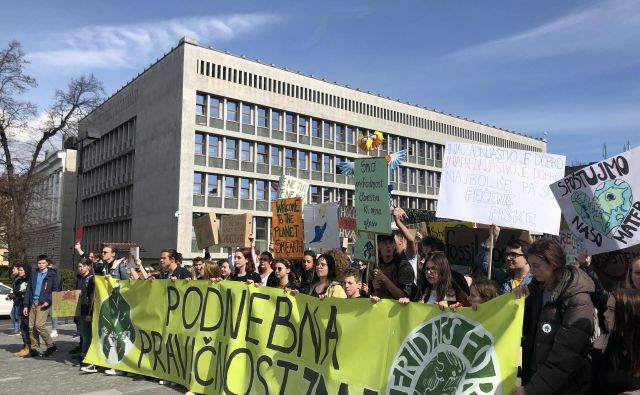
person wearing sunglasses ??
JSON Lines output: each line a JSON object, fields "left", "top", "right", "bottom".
{"left": 474, "top": 224, "right": 532, "bottom": 294}
{"left": 270, "top": 260, "right": 299, "bottom": 291}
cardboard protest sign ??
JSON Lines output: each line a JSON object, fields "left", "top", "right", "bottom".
{"left": 354, "top": 157, "right": 392, "bottom": 234}
{"left": 86, "top": 277, "right": 524, "bottom": 394}
{"left": 401, "top": 209, "right": 437, "bottom": 225}
{"left": 338, "top": 205, "right": 357, "bottom": 239}
{"left": 303, "top": 202, "right": 340, "bottom": 249}
{"left": 445, "top": 226, "right": 528, "bottom": 267}
{"left": 271, "top": 197, "right": 304, "bottom": 259}
{"left": 218, "top": 213, "right": 252, "bottom": 248}
{"left": 278, "top": 174, "right": 310, "bottom": 204}
{"left": 352, "top": 231, "right": 377, "bottom": 264}
{"left": 550, "top": 147, "right": 640, "bottom": 255}
{"left": 52, "top": 290, "right": 81, "bottom": 318}
{"left": 547, "top": 230, "right": 587, "bottom": 265}
{"left": 75, "top": 224, "right": 83, "bottom": 243}
{"left": 437, "top": 142, "right": 566, "bottom": 235}
{"left": 428, "top": 220, "right": 474, "bottom": 242}
{"left": 192, "top": 213, "right": 218, "bottom": 249}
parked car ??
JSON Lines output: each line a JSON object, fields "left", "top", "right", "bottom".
{"left": 0, "top": 282, "right": 14, "bottom": 316}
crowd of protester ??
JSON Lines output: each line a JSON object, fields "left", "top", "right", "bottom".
{"left": 5, "top": 211, "right": 640, "bottom": 395}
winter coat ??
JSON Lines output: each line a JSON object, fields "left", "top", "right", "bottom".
{"left": 23, "top": 268, "right": 60, "bottom": 307}
{"left": 522, "top": 265, "right": 595, "bottom": 395}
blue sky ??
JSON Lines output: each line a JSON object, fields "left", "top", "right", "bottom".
{"left": 2, "top": 0, "right": 639, "bottom": 164}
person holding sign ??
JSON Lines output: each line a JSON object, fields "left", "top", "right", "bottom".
{"left": 372, "top": 234, "right": 415, "bottom": 300}
{"left": 308, "top": 254, "right": 346, "bottom": 299}
{"left": 475, "top": 225, "right": 533, "bottom": 294}
{"left": 231, "top": 247, "right": 261, "bottom": 284}
{"left": 512, "top": 238, "right": 595, "bottom": 395}
{"left": 269, "top": 259, "right": 299, "bottom": 290}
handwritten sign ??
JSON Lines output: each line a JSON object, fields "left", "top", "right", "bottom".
{"left": 278, "top": 175, "right": 310, "bottom": 204}
{"left": 550, "top": 147, "right": 640, "bottom": 255}
{"left": 304, "top": 202, "right": 340, "bottom": 249}
{"left": 271, "top": 198, "right": 304, "bottom": 259}
{"left": 338, "top": 205, "right": 357, "bottom": 239}
{"left": 353, "top": 232, "right": 377, "bottom": 264}
{"left": 547, "top": 230, "right": 586, "bottom": 264}
{"left": 52, "top": 290, "right": 81, "bottom": 318}
{"left": 428, "top": 221, "right": 474, "bottom": 242}
{"left": 437, "top": 142, "right": 565, "bottom": 235}
{"left": 445, "top": 227, "right": 528, "bottom": 267}
{"left": 193, "top": 213, "right": 219, "bottom": 249}
{"left": 355, "top": 157, "right": 391, "bottom": 234}
{"left": 401, "top": 209, "right": 437, "bottom": 225}
{"left": 218, "top": 213, "right": 252, "bottom": 248}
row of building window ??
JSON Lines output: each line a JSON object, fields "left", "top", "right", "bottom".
{"left": 81, "top": 186, "right": 133, "bottom": 224}
{"left": 31, "top": 170, "right": 62, "bottom": 224}
{"left": 81, "top": 153, "right": 134, "bottom": 197}
{"left": 82, "top": 118, "right": 136, "bottom": 170}
{"left": 196, "top": 60, "right": 541, "bottom": 152}
{"left": 83, "top": 220, "right": 132, "bottom": 251}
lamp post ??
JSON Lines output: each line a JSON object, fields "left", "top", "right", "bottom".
{"left": 71, "top": 129, "right": 100, "bottom": 271}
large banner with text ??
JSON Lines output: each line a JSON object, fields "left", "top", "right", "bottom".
{"left": 85, "top": 278, "right": 524, "bottom": 395}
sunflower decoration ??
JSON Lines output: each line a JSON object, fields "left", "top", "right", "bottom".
{"left": 358, "top": 130, "right": 385, "bottom": 151}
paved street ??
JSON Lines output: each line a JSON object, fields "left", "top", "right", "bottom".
{"left": 0, "top": 318, "right": 185, "bottom": 395}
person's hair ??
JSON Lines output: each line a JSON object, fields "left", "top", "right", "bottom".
{"left": 421, "top": 236, "right": 445, "bottom": 252}
{"left": 193, "top": 257, "right": 204, "bottom": 264}
{"left": 303, "top": 250, "right": 317, "bottom": 260}
{"left": 236, "top": 247, "right": 256, "bottom": 272}
{"left": 317, "top": 253, "right": 338, "bottom": 282}
{"left": 90, "top": 250, "right": 101, "bottom": 258}
{"left": 37, "top": 257, "right": 53, "bottom": 266}
{"left": 323, "top": 249, "right": 350, "bottom": 280}
{"left": 417, "top": 252, "right": 452, "bottom": 302}
{"left": 19, "top": 262, "right": 31, "bottom": 278}
{"left": 470, "top": 278, "right": 499, "bottom": 303}
{"left": 527, "top": 238, "right": 566, "bottom": 269}
{"left": 607, "top": 289, "right": 640, "bottom": 376}
{"left": 274, "top": 259, "right": 298, "bottom": 283}
{"left": 102, "top": 244, "right": 118, "bottom": 254}
{"left": 202, "top": 260, "right": 221, "bottom": 279}
{"left": 77, "top": 257, "right": 94, "bottom": 273}
{"left": 625, "top": 257, "right": 640, "bottom": 290}
{"left": 260, "top": 251, "right": 273, "bottom": 262}
{"left": 161, "top": 249, "right": 183, "bottom": 265}
{"left": 506, "top": 239, "right": 529, "bottom": 255}
{"left": 37, "top": 254, "right": 48, "bottom": 261}
{"left": 343, "top": 268, "right": 362, "bottom": 283}
{"left": 377, "top": 234, "right": 395, "bottom": 244}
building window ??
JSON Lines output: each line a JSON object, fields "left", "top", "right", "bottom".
{"left": 225, "top": 176, "right": 237, "bottom": 198}
{"left": 419, "top": 170, "right": 425, "bottom": 186}
{"left": 323, "top": 154, "right": 332, "bottom": 173}
{"left": 196, "top": 93, "right": 206, "bottom": 115}
{"left": 208, "top": 174, "right": 219, "bottom": 196}
{"left": 271, "top": 146, "right": 281, "bottom": 165}
{"left": 346, "top": 126, "right": 354, "bottom": 145}
{"left": 227, "top": 100, "right": 238, "bottom": 122}
{"left": 399, "top": 167, "right": 406, "bottom": 183}
{"left": 335, "top": 124, "right": 345, "bottom": 143}
{"left": 346, "top": 190, "right": 354, "bottom": 206}
{"left": 323, "top": 121, "right": 332, "bottom": 140}
{"left": 298, "top": 116, "right": 307, "bottom": 135}
{"left": 193, "top": 172, "right": 204, "bottom": 195}
{"left": 257, "top": 143, "right": 268, "bottom": 164}
{"left": 208, "top": 135, "right": 220, "bottom": 157}
{"left": 285, "top": 148, "right": 295, "bottom": 167}
{"left": 286, "top": 113, "right": 295, "bottom": 133}
{"left": 257, "top": 107, "right": 268, "bottom": 127}
{"left": 241, "top": 141, "right": 251, "bottom": 161}
{"left": 255, "top": 217, "right": 268, "bottom": 240}
{"left": 312, "top": 119, "right": 321, "bottom": 138}
{"left": 195, "top": 132, "right": 205, "bottom": 155}
{"left": 240, "top": 178, "right": 251, "bottom": 199}
{"left": 310, "top": 186, "right": 320, "bottom": 203}
{"left": 242, "top": 104, "right": 252, "bottom": 124}
{"left": 226, "top": 138, "right": 237, "bottom": 159}
{"left": 435, "top": 145, "right": 442, "bottom": 160}
{"left": 311, "top": 153, "right": 321, "bottom": 171}
{"left": 271, "top": 182, "right": 279, "bottom": 201}
{"left": 209, "top": 96, "right": 221, "bottom": 118}
{"left": 256, "top": 180, "right": 267, "bottom": 201}
{"left": 426, "top": 143, "right": 432, "bottom": 159}
{"left": 298, "top": 151, "right": 308, "bottom": 169}
{"left": 271, "top": 110, "right": 281, "bottom": 130}
{"left": 322, "top": 187, "right": 331, "bottom": 202}
{"left": 418, "top": 142, "right": 425, "bottom": 158}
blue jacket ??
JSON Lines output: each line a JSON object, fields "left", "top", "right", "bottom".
{"left": 24, "top": 268, "right": 60, "bottom": 307}
{"left": 474, "top": 242, "right": 533, "bottom": 294}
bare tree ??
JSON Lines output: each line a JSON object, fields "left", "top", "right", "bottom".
{"left": 0, "top": 40, "right": 104, "bottom": 264}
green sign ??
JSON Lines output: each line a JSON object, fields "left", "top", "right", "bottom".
{"left": 353, "top": 231, "right": 377, "bottom": 264}
{"left": 354, "top": 157, "right": 391, "bottom": 234}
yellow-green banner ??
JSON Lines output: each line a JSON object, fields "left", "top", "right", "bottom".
{"left": 86, "top": 277, "right": 524, "bottom": 394}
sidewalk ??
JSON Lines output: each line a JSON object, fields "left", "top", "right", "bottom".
{"left": 0, "top": 322, "right": 183, "bottom": 395}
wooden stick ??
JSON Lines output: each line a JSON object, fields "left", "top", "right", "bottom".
{"left": 488, "top": 231, "right": 494, "bottom": 280}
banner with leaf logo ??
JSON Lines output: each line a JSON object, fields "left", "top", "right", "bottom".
{"left": 85, "top": 277, "right": 524, "bottom": 394}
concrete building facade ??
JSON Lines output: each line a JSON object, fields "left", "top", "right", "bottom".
{"left": 79, "top": 37, "right": 546, "bottom": 259}
{"left": 24, "top": 149, "right": 78, "bottom": 268}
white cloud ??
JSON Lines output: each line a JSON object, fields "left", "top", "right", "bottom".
{"left": 27, "top": 13, "right": 282, "bottom": 70}
{"left": 445, "top": 0, "right": 640, "bottom": 62}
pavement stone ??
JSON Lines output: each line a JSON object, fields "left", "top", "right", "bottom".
{"left": 0, "top": 322, "right": 185, "bottom": 395}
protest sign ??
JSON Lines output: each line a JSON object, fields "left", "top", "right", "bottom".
{"left": 86, "top": 277, "right": 524, "bottom": 395}
{"left": 303, "top": 202, "right": 340, "bottom": 249}
{"left": 52, "top": 290, "right": 81, "bottom": 318}
{"left": 550, "top": 147, "right": 640, "bottom": 255}
{"left": 278, "top": 174, "right": 310, "bottom": 204}
{"left": 437, "top": 142, "right": 565, "bottom": 235}
{"left": 75, "top": 224, "right": 83, "bottom": 243}
{"left": 401, "top": 209, "right": 437, "bottom": 225}
{"left": 445, "top": 227, "right": 527, "bottom": 267}
{"left": 355, "top": 157, "right": 392, "bottom": 234}
{"left": 193, "top": 214, "right": 218, "bottom": 249}
{"left": 428, "top": 220, "right": 474, "bottom": 242}
{"left": 271, "top": 197, "right": 304, "bottom": 259}
{"left": 338, "top": 205, "right": 357, "bottom": 239}
{"left": 591, "top": 244, "right": 640, "bottom": 290}
{"left": 352, "top": 231, "right": 377, "bottom": 264}
{"left": 218, "top": 213, "right": 252, "bottom": 248}
{"left": 547, "top": 230, "right": 587, "bottom": 265}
